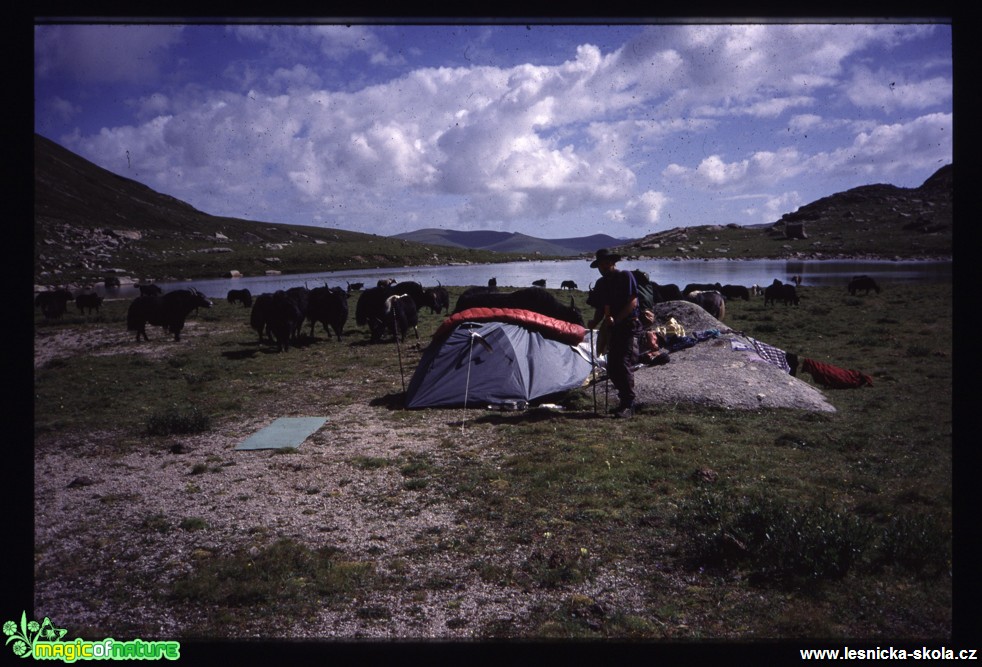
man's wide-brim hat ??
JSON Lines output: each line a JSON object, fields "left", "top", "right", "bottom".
{"left": 590, "top": 248, "right": 622, "bottom": 268}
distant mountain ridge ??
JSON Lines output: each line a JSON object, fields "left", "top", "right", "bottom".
{"left": 391, "top": 228, "right": 630, "bottom": 256}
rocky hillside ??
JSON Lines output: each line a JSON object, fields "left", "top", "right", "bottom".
{"left": 32, "top": 134, "right": 523, "bottom": 288}
{"left": 620, "top": 164, "right": 952, "bottom": 260}
{"left": 783, "top": 164, "right": 951, "bottom": 232}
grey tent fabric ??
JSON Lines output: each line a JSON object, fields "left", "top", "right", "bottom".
{"left": 405, "top": 320, "right": 594, "bottom": 409}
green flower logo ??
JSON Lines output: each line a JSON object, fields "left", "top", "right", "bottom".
{"left": 37, "top": 617, "right": 67, "bottom": 642}
{"left": 3, "top": 612, "right": 66, "bottom": 659}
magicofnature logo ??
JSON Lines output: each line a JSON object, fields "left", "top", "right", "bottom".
{"left": 4, "top": 612, "right": 180, "bottom": 662}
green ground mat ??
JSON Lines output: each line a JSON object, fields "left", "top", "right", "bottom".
{"left": 235, "top": 417, "right": 328, "bottom": 451}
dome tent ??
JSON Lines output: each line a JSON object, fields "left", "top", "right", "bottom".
{"left": 404, "top": 315, "right": 595, "bottom": 409}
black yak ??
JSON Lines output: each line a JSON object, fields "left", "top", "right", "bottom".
{"left": 249, "top": 293, "right": 275, "bottom": 344}
{"left": 685, "top": 290, "right": 726, "bottom": 320}
{"left": 307, "top": 286, "right": 349, "bottom": 341}
{"left": 424, "top": 285, "right": 450, "bottom": 314}
{"left": 653, "top": 283, "right": 683, "bottom": 302}
{"left": 285, "top": 286, "right": 310, "bottom": 342}
{"left": 720, "top": 284, "right": 750, "bottom": 301}
{"left": 848, "top": 275, "right": 881, "bottom": 295}
{"left": 384, "top": 293, "right": 419, "bottom": 342}
{"left": 227, "top": 288, "right": 253, "bottom": 307}
{"left": 136, "top": 284, "right": 163, "bottom": 297}
{"left": 127, "top": 289, "right": 213, "bottom": 342}
{"left": 75, "top": 292, "right": 103, "bottom": 315}
{"left": 683, "top": 282, "right": 722, "bottom": 295}
{"left": 764, "top": 280, "right": 799, "bottom": 306}
{"left": 34, "top": 289, "right": 74, "bottom": 319}
{"left": 268, "top": 290, "right": 304, "bottom": 352}
{"left": 391, "top": 281, "right": 427, "bottom": 310}
{"left": 356, "top": 286, "right": 393, "bottom": 342}
{"left": 453, "top": 286, "right": 584, "bottom": 326}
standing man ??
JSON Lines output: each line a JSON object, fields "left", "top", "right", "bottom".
{"left": 587, "top": 248, "right": 642, "bottom": 418}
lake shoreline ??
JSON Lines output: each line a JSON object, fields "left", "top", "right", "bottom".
{"left": 38, "top": 252, "right": 953, "bottom": 294}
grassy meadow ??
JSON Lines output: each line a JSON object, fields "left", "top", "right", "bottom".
{"left": 33, "top": 281, "right": 954, "bottom": 640}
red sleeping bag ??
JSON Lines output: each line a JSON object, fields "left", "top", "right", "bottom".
{"left": 800, "top": 358, "right": 873, "bottom": 389}
{"left": 433, "top": 307, "right": 586, "bottom": 346}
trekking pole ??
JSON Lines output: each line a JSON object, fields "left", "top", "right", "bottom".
{"left": 590, "top": 327, "right": 598, "bottom": 415}
{"left": 603, "top": 306, "right": 610, "bottom": 414}
{"left": 605, "top": 371, "right": 609, "bottom": 414}
{"left": 393, "top": 314, "right": 406, "bottom": 395}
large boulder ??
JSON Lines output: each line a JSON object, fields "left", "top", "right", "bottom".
{"left": 631, "top": 301, "right": 835, "bottom": 412}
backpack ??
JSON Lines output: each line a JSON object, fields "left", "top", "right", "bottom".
{"left": 632, "top": 269, "right": 657, "bottom": 313}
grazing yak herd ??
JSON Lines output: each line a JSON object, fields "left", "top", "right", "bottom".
{"left": 34, "top": 273, "right": 884, "bottom": 350}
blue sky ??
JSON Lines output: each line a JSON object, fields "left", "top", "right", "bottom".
{"left": 34, "top": 21, "right": 952, "bottom": 240}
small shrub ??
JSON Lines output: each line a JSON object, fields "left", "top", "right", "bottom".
{"left": 144, "top": 406, "right": 211, "bottom": 436}
{"left": 349, "top": 456, "right": 391, "bottom": 469}
{"left": 180, "top": 517, "right": 207, "bottom": 531}
{"left": 140, "top": 514, "right": 172, "bottom": 534}
{"left": 675, "top": 491, "right": 873, "bottom": 584}
{"left": 522, "top": 548, "right": 593, "bottom": 589}
{"left": 874, "top": 513, "right": 951, "bottom": 577}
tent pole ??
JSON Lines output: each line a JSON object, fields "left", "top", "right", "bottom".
{"left": 461, "top": 333, "right": 478, "bottom": 432}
